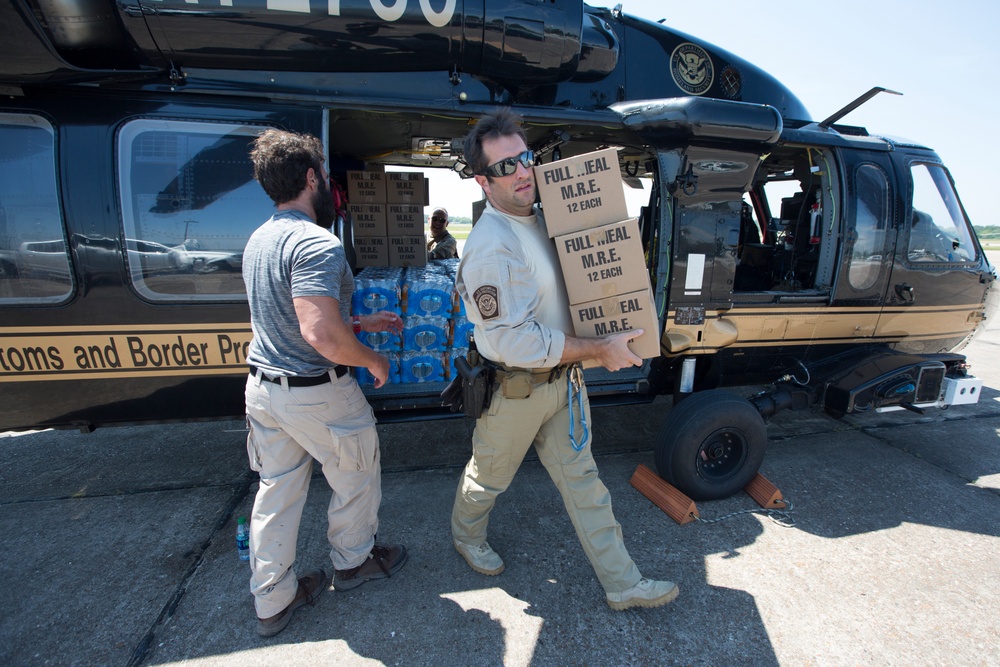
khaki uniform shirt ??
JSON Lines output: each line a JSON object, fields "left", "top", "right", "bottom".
{"left": 456, "top": 203, "right": 571, "bottom": 368}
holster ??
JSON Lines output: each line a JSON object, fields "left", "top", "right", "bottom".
{"left": 439, "top": 355, "right": 496, "bottom": 419}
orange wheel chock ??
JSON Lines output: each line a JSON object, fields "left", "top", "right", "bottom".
{"left": 629, "top": 464, "right": 699, "bottom": 525}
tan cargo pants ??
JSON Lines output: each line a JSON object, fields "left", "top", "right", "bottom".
{"left": 452, "top": 374, "right": 642, "bottom": 594}
{"left": 245, "top": 370, "right": 381, "bottom": 618}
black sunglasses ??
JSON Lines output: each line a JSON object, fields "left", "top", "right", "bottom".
{"left": 430, "top": 215, "right": 447, "bottom": 222}
{"left": 481, "top": 150, "right": 535, "bottom": 178}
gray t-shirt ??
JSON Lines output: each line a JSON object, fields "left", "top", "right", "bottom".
{"left": 243, "top": 209, "right": 353, "bottom": 376}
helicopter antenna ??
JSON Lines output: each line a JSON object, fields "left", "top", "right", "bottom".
{"left": 818, "top": 86, "right": 902, "bottom": 129}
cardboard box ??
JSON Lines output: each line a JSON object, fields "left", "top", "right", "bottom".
{"left": 569, "top": 286, "right": 661, "bottom": 359}
{"left": 353, "top": 236, "right": 389, "bottom": 268}
{"left": 349, "top": 203, "right": 387, "bottom": 237}
{"left": 555, "top": 218, "right": 648, "bottom": 304}
{"left": 346, "top": 170, "right": 387, "bottom": 203}
{"left": 387, "top": 204, "right": 424, "bottom": 236}
{"left": 386, "top": 172, "right": 428, "bottom": 205}
{"left": 534, "top": 147, "right": 628, "bottom": 237}
{"left": 388, "top": 236, "right": 427, "bottom": 267}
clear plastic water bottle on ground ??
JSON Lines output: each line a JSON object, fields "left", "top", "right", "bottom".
{"left": 236, "top": 516, "right": 250, "bottom": 561}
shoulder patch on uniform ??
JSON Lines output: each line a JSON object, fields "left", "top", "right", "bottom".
{"left": 473, "top": 285, "right": 501, "bottom": 320}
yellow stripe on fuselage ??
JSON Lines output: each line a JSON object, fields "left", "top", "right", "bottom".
{"left": 0, "top": 323, "right": 253, "bottom": 382}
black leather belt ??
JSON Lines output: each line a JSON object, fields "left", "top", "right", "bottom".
{"left": 249, "top": 364, "right": 348, "bottom": 386}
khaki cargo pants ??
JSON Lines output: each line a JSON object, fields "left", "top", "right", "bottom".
{"left": 452, "top": 373, "right": 642, "bottom": 594}
{"left": 245, "top": 371, "right": 381, "bottom": 618}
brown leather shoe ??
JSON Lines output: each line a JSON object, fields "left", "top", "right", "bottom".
{"left": 334, "top": 544, "right": 407, "bottom": 591}
{"left": 256, "top": 568, "right": 328, "bottom": 637}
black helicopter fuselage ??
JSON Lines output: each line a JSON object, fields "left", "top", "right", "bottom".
{"left": 0, "top": 0, "right": 992, "bottom": 433}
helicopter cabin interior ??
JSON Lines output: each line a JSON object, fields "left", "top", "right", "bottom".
{"left": 735, "top": 145, "right": 841, "bottom": 296}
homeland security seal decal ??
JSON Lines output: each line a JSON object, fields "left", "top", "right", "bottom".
{"left": 670, "top": 42, "right": 714, "bottom": 95}
{"left": 474, "top": 285, "right": 500, "bottom": 320}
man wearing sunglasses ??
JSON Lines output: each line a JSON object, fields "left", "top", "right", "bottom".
{"left": 450, "top": 109, "right": 679, "bottom": 611}
{"left": 427, "top": 207, "right": 458, "bottom": 259}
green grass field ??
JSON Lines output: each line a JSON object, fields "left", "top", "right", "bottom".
{"left": 450, "top": 223, "right": 472, "bottom": 240}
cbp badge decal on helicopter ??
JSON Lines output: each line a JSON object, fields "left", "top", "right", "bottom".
{"left": 671, "top": 42, "right": 714, "bottom": 95}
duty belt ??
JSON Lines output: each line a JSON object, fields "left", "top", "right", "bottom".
{"left": 492, "top": 361, "right": 568, "bottom": 384}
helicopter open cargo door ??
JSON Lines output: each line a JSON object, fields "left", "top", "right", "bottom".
{"left": 610, "top": 97, "right": 782, "bottom": 354}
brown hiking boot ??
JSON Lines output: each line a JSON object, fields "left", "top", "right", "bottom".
{"left": 256, "top": 568, "right": 328, "bottom": 637}
{"left": 334, "top": 544, "right": 407, "bottom": 591}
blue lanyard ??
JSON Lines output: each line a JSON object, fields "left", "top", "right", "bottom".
{"left": 567, "top": 365, "right": 589, "bottom": 451}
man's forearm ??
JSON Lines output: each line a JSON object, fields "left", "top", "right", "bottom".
{"left": 560, "top": 335, "right": 608, "bottom": 365}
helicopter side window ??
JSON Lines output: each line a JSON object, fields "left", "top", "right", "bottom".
{"left": 848, "top": 164, "right": 889, "bottom": 291}
{"left": 117, "top": 119, "right": 275, "bottom": 302}
{"left": 906, "top": 163, "right": 975, "bottom": 264}
{"left": 0, "top": 114, "right": 73, "bottom": 305}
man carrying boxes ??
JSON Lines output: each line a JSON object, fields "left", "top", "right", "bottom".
{"left": 450, "top": 108, "right": 677, "bottom": 611}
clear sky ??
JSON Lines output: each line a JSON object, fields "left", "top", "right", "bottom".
{"left": 424, "top": 0, "right": 998, "bottom": 231}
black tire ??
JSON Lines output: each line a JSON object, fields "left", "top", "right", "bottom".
{"left": 654, "top": 390, "right": 766, "bottom": 501}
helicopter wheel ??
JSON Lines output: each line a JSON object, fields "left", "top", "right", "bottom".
{"left": 654, "top": 390, "right": 766, "bottom": 501}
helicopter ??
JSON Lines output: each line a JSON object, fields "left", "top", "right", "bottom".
{"left": 0, "top": 0, "right": 994, "bottom": 501}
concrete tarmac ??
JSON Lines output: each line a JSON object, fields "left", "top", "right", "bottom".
{"left": 3, "top": 294, "right": 1000, "bottom": 666}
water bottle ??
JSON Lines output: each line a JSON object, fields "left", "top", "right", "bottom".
{"left": 236, "top": 516, "right": 250, "bottom": 561}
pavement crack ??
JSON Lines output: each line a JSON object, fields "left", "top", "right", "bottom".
{"left": 126, "top": 469, "right": 255, "bottom": 667}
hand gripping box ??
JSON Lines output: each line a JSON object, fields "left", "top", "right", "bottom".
{"left": 534, "top": 147, "right": 629, "bottom": 238}
{"left": 569, "top": 286, "right": 661, "bottom": 360}
{"left": 555, "top": 218, "right": 648, "bottom": 305}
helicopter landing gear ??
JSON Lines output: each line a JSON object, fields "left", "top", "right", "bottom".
{"left": 654, "top": 390, "right": 767, "bottom": 501}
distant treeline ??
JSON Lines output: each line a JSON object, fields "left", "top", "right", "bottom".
{"left": 425, "top": 216, "right": 472, "bottom": 226}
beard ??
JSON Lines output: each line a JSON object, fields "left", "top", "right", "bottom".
{"left": 312, "top": 182, "right": 336, "bottom": 229}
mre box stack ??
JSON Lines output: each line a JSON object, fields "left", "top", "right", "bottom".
{"left": 347, "top": 170, "right": 429, "bottom": 268}
{"left": 534, "top": 148, "right": 659, "bottom": 359}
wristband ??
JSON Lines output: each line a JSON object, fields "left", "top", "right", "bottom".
{"left": 352, "top": 315, "right": 362, "bottom": 334}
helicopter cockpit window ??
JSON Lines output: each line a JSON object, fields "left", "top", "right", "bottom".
{"left": 0, "top": 114, "right": 73, "bottom": 305}
{"left": 848, "top": 164, "right": 889, "bottom": 291}
{"left": 117, "top": 119, "right": 275, "bottom": 302}
{"left": 907, "top": 163, "right": 975, "bottom": 264}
